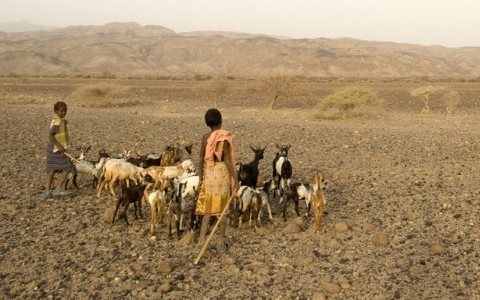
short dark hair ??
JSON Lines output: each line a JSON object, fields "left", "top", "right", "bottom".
{"left": 204, "top": 108, "right": 222, "bottom": 127}
{"left": 54, "top": 101, "right": 67, "bottom": 111}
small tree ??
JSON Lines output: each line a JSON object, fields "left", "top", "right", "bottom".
{"left": 259, "top": 76, "right": 292, "bottom": 110}
{"left": 410, "top": 85, "right": 460, "bottom": 114}
{"left": 316, "top": 86, "right": 382, "bottom": 119}
{"left": 442, "top": 89, "right": 460, "bottom": 115}
{"left": 199, "top": 76, "right": 230, "bottom": 107}
{"left": 410, "top": 85, "right": 444, "bottom": 112}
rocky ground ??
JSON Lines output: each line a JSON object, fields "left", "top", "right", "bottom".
{"left": 0, "top": 95, "right": 479, "bottom": 299}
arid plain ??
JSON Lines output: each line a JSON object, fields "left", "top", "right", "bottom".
{"left": 0, "top": 77, "right": 479, "bottom": 299}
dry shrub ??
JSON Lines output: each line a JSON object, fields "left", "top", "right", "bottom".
{"left": 259, "top": 76, "right": 293, "bottom": 110}
{"left": 197, "top": 76, "right": 230, "bottom": 107}
{"left": 410, "top": 85, "right": 460, "bottom": 114}
{"left": 315, "top": 86, "right": 383, "bottom": 119}
{"left": 70, "top": 82, "right": 140, "bottom": 108}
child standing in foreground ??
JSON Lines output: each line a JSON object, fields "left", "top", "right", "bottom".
{"left": 40, "top": 101, "right": 73, "bottom": 200}
{"left": 195, "top": 108, "right": 239, "bottom": 253}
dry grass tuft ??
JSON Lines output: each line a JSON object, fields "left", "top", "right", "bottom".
{"left": 70, "top": 82, "right": 142, "bottom": 108}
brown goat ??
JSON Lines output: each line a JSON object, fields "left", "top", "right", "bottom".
{"left": 312, "top": 173, "right": 326, "bottom": 232}
{"left": 112, "top": 182, "right": 147, "bottom": 225}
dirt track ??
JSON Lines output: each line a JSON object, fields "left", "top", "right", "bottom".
{"left": 1, "top": 83, "right": 479, "bottom": 299}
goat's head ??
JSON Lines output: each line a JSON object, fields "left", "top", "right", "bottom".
{"left": 275, "top": 144, "right": 291, "bottom": 157}
{"left": 181, "top": 159, "right": 195, "bottom": 172}
{"left": 250, "top": 145, "right": 267, "bottom": 160}
{"left": 78, "top": 145, "right": 92, "bottom": 160}
{"left": 184, "top": 142, "right": 193, "bottom": 155}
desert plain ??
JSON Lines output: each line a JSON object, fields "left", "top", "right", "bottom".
{"left": 0, "top": 77, "right": 479, "bottom": 299}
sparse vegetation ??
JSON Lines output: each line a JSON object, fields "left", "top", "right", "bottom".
{"left": 410, "top": 85, "right": 460, "bottom": 114}
{"left": 315, "top": 86, "right": 383, "bottom": 119}
{"left": 259, "top": 76, "right": 293, "bottom": 110}
{"left": 70, "top": 82, "right": 140, "bottom": 108}
{"left": 198, "top": 76, "right": 230, "bottom": 107}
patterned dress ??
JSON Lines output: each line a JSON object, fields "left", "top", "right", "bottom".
{"left": 45, "top": 114, "right": 73, "bottom": 172}
{"left": 195, "top": 129, "right": 236, "bottom": 216}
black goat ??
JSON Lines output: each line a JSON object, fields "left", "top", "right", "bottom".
{"left": 112, "top": 181, "right": 147, "bottom": 225}
{"left": 237, "top": 145, "right": 267, "bottom": 188}
{"left": 272, "top": 144, "right": 292, "bottom": 202}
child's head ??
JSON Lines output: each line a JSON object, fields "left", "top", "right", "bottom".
{"left": 204, "top": 108, "right": 222, "bottom": 128}
{"left": 54, "top": 101, "right": 68, "bottom": 118}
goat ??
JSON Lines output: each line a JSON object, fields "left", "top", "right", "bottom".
{"left": 159, "top": 142, "right": 193, "bottom": 166}
{"left": 144, "top": 154, "right": 161, "bottom": 168}
{"left": 112, "top": 181, "right": 147, "bottom": 225}
{"left": 255, "top": 187, "right": 274, "bottom": 224}
{"left": 144, "top": 159, "right": 195, "bottom": 190}
{"left": 168, "top": 174, "right": 200, "bottom": 235}
{"left": 69, "top": 147, "right": 107, "bottom": 189}
{"left": 147, "top": 188, "right": 166, "bottom": 234}
{"left": 282, "top": 181, "right": 315, "bottom": 221}
{"left": 272, "top": 144, "right": 292, "bottom": 203}
{"left": 237, "top": 145, "right": 267, "bottom": 188}
{"left": 96, "top": 159, "right": 145, "bottom": 197}
{"left": 234, "top": 185, "right": 273, "bottom": 230}
{"left": 312, "top": 173, "right": 327, "bottom": 232}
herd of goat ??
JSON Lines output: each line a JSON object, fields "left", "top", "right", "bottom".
{"left": 63, "top": 142, "right": 327, "bottom": 237}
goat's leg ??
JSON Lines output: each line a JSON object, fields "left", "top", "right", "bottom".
{"left": 294, "top": 197, "right": 300, "bottom": 217}
{"left": 282, "top": 196, "right": 291, "bottom": 221}
{"left": 265, "top": 200, "right": 274, "bottom": 222}
{"left": 179, "top": 213, "right": 184, "bottom": 232}
{"left": 123, "top": 202, "right": 130, "bottom": 225}
{"left": 150, "top": 201, "right": 157, "bottom": 234}
{"left": 112, "top": 198, "right": 123, "bottom": 225}
{"left": 96, "top": 178, "right": 107, "bottom": 197}
{"left": 108, "top": 176, "right": 117, "bottom": 196}
{"left": 137, "top": 201, "right": 143, "bottom": 219}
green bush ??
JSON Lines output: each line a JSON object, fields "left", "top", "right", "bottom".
{"left": 315, "top": 86, "right": 383, "bottom": 119}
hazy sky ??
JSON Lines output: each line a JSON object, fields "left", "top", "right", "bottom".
{"left": 1, "top": 0, "right": 479, "bottom": 47}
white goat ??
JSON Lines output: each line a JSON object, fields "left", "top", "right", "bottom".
{"left": 96, "top": 159, "right": 145, "bottom": 197}
{"left": 147, "top": 189, "right": 166, "bottom": 234}
{"left": 234, "top": 185, "right": 273, "bottom": 230}
{"left": 144, "top": 159, "right": 195, "bottom": 189}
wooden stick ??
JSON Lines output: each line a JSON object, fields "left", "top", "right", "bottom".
{"left": 194, "top": 194, "right": 235, "bottom": 265}
{"left": 62, "top": 151, "right": 81, "bottom": 163}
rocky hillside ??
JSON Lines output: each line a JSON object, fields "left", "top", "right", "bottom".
{"left": 1, "top": 22, "right": 480, "bottom": 78}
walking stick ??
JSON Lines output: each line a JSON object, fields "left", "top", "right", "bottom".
{"left": 194, "top": 194, "right": 235, "bottom": 265}
{"left": 62, "top": 151, "right": 80, "bottom": 163}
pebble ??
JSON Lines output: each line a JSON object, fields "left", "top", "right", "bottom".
{"left": 430, "top": 243, "right": 445, "bottom": 255}
{"left": 295, "top": 255, "right": 315, "bottom": 267}
{"left": 312, "top": 292, "right": 326, "bottom": 300}
{"left": 327, "top": 239, "right": 341, "bottom": 250}
{"left": 371, "top": 233, "right": 389, "bottom": 246}
{"left": 282, "top": 222, "right": 303, "bottom": 234}
{"left": 335, "top": 221, "right": 349, "bottom": 233}
{"left": 157, "top": 262, "right": 173, "bottom": 274}
{"left": 323, "top": 282, "right": 342, "bottom": 294}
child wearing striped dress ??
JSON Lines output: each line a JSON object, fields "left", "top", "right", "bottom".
{"left": 40, "top": 101, "right": 74, "bottom": 200}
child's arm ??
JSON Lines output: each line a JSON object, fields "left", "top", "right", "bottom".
{"left": 49, "top": 132, "right": 65, "bottom": 153}
{"left": 223, "top": 141, "right": 239, "bottom": 193}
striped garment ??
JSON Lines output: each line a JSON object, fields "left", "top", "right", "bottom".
{"left": 45, "top": 114, "right": 73, "bottom": 172}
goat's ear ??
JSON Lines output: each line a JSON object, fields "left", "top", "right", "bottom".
{"left": 275, "top": 143, "right": 280, "bottom": 149}
{"left": 287, "top": 144, "right": 291, "bottom": 150}
{"left": 85, "top": 146, "right": 91, "bottom": 152}
{"left": 250, "top": 145, "right": 255, "bottom": 151}
{"left": 262, "top": 144, "right": 268, "bottom": 151}
{"left": 184, "top": 143, "right": 193, "bottom": 155}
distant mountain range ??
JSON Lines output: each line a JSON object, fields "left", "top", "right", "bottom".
{"left": 1, "top": 22, "right": 480, "bottom": 78}
{"left": 0, "top": 21, "right": 55, "bottom": 33}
